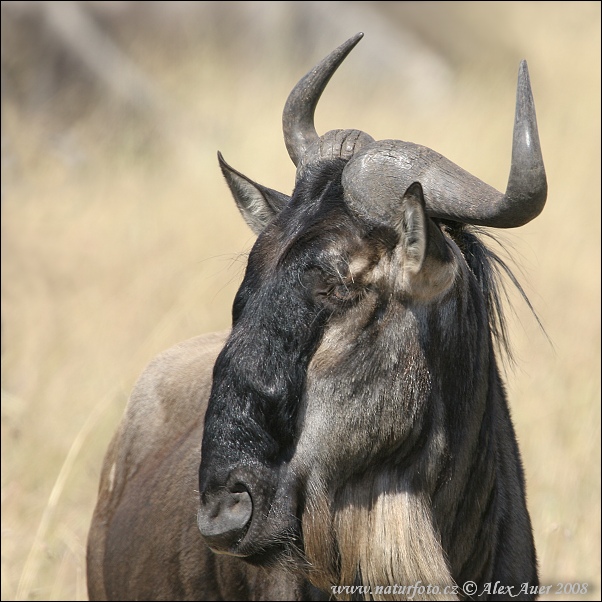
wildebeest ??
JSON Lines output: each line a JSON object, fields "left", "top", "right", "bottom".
{"left": 87, "top": 33, "right": 546, "bottom": 601}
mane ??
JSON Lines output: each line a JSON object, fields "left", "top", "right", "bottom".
{"left": 441, "top": 221, "right": 544, "bottom": 365}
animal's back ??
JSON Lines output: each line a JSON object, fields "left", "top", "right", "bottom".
{"left": 86, "top": 331, "right": 324, "bottom": 600}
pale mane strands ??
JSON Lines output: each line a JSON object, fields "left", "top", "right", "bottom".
{"left": 301, "top": 477, "right": 340, "bottom": 592}
{"left": 303, "top": 473, "right": 457, "bottom": 601}
{"left": 335, "top": 476, "right": 456, "bottom": 602}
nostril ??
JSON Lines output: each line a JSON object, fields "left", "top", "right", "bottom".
{"left": 207, "top": 490, "right": 251, "bottom": 521}
{"left": 197, "top": 487, "right": 252, "bottom": 551}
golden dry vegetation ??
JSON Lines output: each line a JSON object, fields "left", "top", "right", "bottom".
{"left": 1, "top": 2, "right": 600, "bottom": 600}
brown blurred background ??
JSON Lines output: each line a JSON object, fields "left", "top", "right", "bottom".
{"left": 1, "top": 2, "right": 600, "bottom": 600}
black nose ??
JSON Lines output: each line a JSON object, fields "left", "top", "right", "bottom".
{"left": 197, "top": 487, "right": 253, "bottom": 551}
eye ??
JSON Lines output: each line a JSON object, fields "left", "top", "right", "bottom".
{"left": 302, "top": 265, "right": 365, "bottom": 306}
{"left": 329, "top": 283, "right": 355, "bottom": 302}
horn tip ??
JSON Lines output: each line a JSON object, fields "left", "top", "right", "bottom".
{"left": 515, "top": 59, "right": 536, "bottom": 111}
{"left": 217, "top": 151, "right": 232, "bottom": 172}
{"left": 519, "top": 58, "right": 529, "bottom": 73}
{"left": 517, "top": 60, "right": 532, "bottom": 87}
{"left": 350, "top": 31, "right": 364, "bottom": 46}
{"left": 340, "top": 32, "right": 364, "bottom": 54}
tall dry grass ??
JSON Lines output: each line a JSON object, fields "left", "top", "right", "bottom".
{"left": 1, "top": 2, "right": 600, "bottom": 600}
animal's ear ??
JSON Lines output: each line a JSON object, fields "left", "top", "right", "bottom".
{"left": 399, "top": 182, "right": 428, "bottom": 273}
{"left": 397, "top": 182, "right": 455, "bottom": 298}
{"left": 218, "top": 152, "right": 290, "bottom": 235}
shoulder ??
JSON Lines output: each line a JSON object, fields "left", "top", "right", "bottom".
{"left": 110, "top": 330, "right": 229, "bottom": 477}
{"left": 131, "top": 330, "right": 229, "bottom": 409}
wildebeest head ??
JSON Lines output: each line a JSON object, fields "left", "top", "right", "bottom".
{"left": 197, "top": 33, "right": 546, "bottom": 590}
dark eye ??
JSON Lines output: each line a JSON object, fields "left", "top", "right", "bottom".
{"left": 302, "top": 266, "right": 364, "bottom": 306}
{"left": 329, "top": 283, "right": 354, "bottom": 302}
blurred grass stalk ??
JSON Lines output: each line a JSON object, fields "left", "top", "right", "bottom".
{"left": 15, "top": 395, "right": 110, "bottom": 601}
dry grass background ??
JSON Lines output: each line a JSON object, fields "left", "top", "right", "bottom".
{"left": 1, "top": 2, "right": 599, "bottom": 600}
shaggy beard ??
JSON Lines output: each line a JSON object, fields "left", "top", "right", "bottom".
{"left": 301, "top": 473, "right": 458, "bottom": 601}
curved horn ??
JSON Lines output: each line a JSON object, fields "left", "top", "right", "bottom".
{"left": 282, "top": 32, "right": 366, "bottom": 167}
{"left": 343, "top": 61, "right": 547, "bottom": 228}
{"left": 502, "top": 60, "right": 547, "bottom": 225}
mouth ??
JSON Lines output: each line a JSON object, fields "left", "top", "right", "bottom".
{"left": 198, "top": 514, "right": 301, "bottom": 566}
